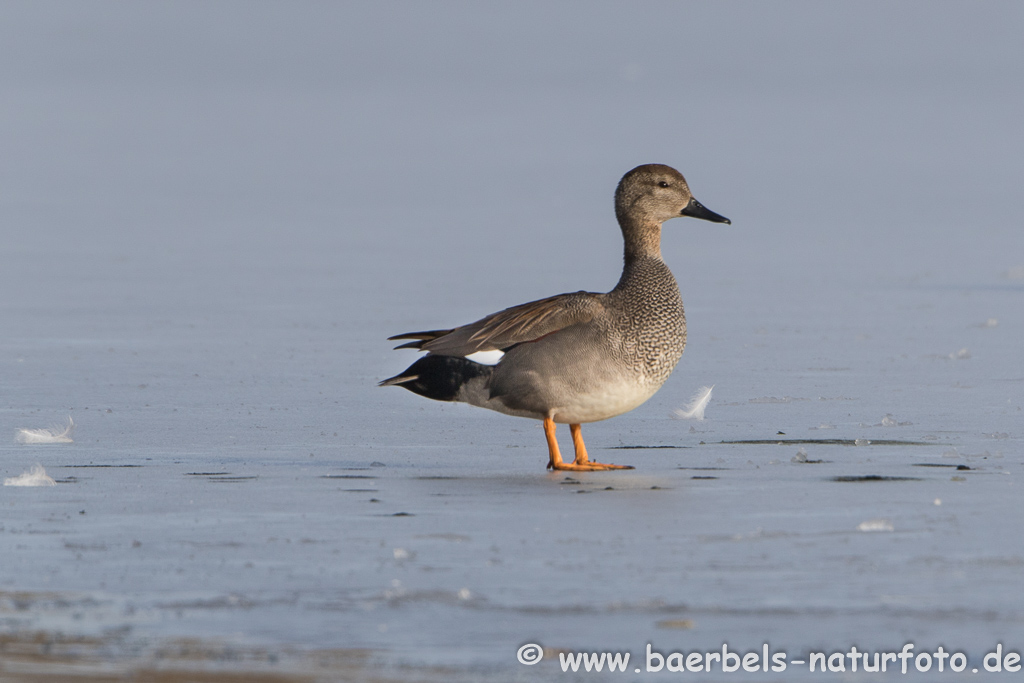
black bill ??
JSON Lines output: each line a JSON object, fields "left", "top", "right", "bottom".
{"left": 681, "top": 197, "right": 731, "bottom": 224}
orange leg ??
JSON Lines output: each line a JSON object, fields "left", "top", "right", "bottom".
{"left": 544, "top": 417, "right": 633, "bottom": 471}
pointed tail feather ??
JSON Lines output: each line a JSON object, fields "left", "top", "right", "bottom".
{"left": 378, "top": 373, "right": 419, "bottom": 387}
{"left": 387, "top": 329, "right": 454, "bottom": 350}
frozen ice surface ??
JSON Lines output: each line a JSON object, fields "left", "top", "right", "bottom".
{"left": 2, "top": 1, "right": 1024, "bottom": 680}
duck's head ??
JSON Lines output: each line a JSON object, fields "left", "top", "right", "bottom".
{"left": 615, "top": 164, "right": 730, "bottom": 227}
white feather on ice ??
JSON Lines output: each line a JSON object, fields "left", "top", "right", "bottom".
{"left": 672, "top": 386, "right": 714, "bottom": 421}
{"left": 4, "top": 464, "right": 57, "bottom": 487}
{"left": 15, "top": 417, "right": 75, "bottom": 444}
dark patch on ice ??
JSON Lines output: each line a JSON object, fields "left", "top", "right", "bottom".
{"left": 722, "top": 439, "right": 936, "bottom": 446}
{"left": 415, "top": 476, "right": 462, "bottom": 480}
{"left": 65, "top": 542, "right": 107, "bottom": 551}
{"left": 611, "top": 445, "right": 692, "bottom": 449}
{"left": 186, "top": 472, "right": 230, "bottom": 476}
{"left": 391, "top": 512, "right": 414, "bottom": 517}
{"left": 507, "top": 601, "right": 691, "bottom": 616}
{"left": 677, "top": 466, "right": 729, "bottom": 471}
{"left": 691, "top": 476, "right": 718, "bottom": 480}
{"left": 53, "top": 477, "right": 79, "bottom": 484}
{"left": 157, "top": 596, "right": 258, "bottom": 610}
{"left": 65, "top": 464, "right": 144, "bottom": 468}
{"left": 914, "top": 463, "right": 972, "bottom": 470}
{"left": 320, "top": 474, "right": 377, "bottom": 479}
{"left": 831, "top": 475, "right": 923, "bottom": 482}
{"left": 341, "top": 488, "right": 378, "bottom": 493}
{"left": 208, "top": 476, "right": 258, "bottom": 482}
{"left": 0, "top": 629, "right": 375, "bottom": 676}
{"left": 183, "top": 540, "right": 243, "bottom": 549}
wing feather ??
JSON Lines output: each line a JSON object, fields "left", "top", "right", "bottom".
{"left": 391, "top": 291, "right": 602, "bottom": 357}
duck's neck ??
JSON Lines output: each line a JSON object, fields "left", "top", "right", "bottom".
{"left": 613, "top": 216, "right": 671, "bottom": 292}
{"left": 618, "top": 213, "right": 664, "bottom": 260}
{"left": 617, "top": 210, "right": 663, "bottom": 259}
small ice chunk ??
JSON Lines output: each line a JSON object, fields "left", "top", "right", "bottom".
{"left": 948, "top": 348, "right": 971, "bottom": 360}
{"left": 881, "top": 414, "right": 897, "bottom": 427}
{"left": 810, "top": 423, "right": 836, "bottom": 430}
{"left": 792, "top": 448, "right": 808, "bottom": 463}
{"left": 854, "top": 438, "right": 871, "bottom": 446}
{"left": 673, "top": 385, "right": 714, "bottom": 421}
{"left": 982, "top": 318, "right": 999, "bottom": 328}
{"left": 933, "top": 498, "right": 942, "bottom": 506}
{"left": 857, "top": 519, "right": 894, "bottom": 532}
{"left": 457, "top": 587, "right": 472, "bottom": 600}
{"left": 392, "top": 548, "right": 410, "bottom": 560}
{"left": 15, "top": 417, "right": 74, "bottom": 444}
{"left": 4, "top": 464, "right": 57, "bottom": 487}
{"left": 1005, "top": 266, "right": 1024, "bottom": 280}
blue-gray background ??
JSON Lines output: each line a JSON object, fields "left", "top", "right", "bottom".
{"left": 2, "top": 2, "right": 1022, "bottom": 680}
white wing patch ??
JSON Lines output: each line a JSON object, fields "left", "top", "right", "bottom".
{"left": 465, "top": 350, "right": 505, "bottom": 366}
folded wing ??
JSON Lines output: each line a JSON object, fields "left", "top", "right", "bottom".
{"left": 389, "top": 291, "right": 602, "bottom": 357}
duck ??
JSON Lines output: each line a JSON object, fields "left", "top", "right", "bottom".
{"left": 380, "top": 164, "right": 729, "bottom": 471}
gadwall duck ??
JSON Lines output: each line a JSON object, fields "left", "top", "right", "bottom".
{"left": 381, "top": 164, "right": 729, "bottom": 471}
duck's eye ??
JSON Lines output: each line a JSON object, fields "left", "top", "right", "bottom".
{"left": 658, "top": 181, "right": 670, "bottom": 188}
